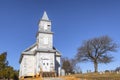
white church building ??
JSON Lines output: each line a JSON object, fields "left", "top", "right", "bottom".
{"left": 19, "top": 11, "right": 61, "bottom": 78}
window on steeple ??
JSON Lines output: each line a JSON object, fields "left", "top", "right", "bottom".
{"left": 44, "top": 37, "right": 48, "bottom": 44}
{"left": 44, "top": 24, "right": 47, "bottom": 30}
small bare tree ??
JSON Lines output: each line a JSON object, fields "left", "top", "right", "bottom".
{"left": 76, "top": 36, "right": 118, "bottom": 72}
{"left": 61, "top": 57, "right": 75, "bottom": 74}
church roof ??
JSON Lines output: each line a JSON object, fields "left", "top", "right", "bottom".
{"left": 53, "top": 47, "right": 61, "bottom": 56}
{"left": 19, "top": 44, "right": 61, "bottom": 63}
{"left": 41, "top": 11, "right": 49, "bottom": 20}
{"left": 24, "top": 43, "right": 36, "bottom": 52}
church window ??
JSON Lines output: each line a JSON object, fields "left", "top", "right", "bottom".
{"left": 51, "top": 63, "right": 53, "bottom": 65}
{"left": 47, "top": 63, "right": 49, "bottom": 65}
{"left": 38, "top": 65, "right": 40, "bottom": 68}
{"left": 43, "top": 63, "right": 45, "bottom": 65}
{"left": 44, "top": 37, "right": 48, "bottom": 44}
{"left": 44, "top": 24, "right": 47, "bottom": 30}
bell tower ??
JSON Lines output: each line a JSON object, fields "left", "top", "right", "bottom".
{"left": 37, "top": 11, "right": 53, "bottom": 50}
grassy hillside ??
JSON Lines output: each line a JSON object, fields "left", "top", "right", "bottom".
{"left": 63, "top": 72, "right": 120, "bottom": 80}
{"left": 19, "top": 73, "right": 120, "bottom": 80}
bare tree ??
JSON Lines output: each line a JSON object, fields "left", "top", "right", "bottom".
{"left": 76, "top": 36, "right": 118, "bottom": 72}
{"left": 74, "top": 64, "right": 82, "bottom": 74}
{"left": 61, "top": 57, "right": 75, "bottom": 74}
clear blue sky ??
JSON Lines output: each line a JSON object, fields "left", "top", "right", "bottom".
{"left": 0, "top": 0, "right": 120, "bottom": 72}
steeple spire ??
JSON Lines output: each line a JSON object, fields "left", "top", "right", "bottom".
{"left": 42, "top": 11, "right": 49, "bottom": 20}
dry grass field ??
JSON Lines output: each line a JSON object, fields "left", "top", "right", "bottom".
{"left": 20, "top": 72, "right": 120, "bottom": 80}
{"left": 62, "top": 72, "right": 120, "bottom": 80}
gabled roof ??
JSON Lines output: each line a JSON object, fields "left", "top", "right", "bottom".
{"left": 19, "top": 43, "right": 37, "bottom": 63}
{"left": 53, "top": 47, "right": 61, "bottom": 56}
{"left": 23, "top": 43, "right": 37, "bottom": 52}
{"left": 19, "top": 46, "right": 61, "bottom": 63}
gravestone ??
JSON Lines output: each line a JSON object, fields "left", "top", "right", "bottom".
{"left": 60, "top": 69, "right": 65, "bottom": 76}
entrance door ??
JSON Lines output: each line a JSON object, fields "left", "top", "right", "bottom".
{"left": 42, "top": 60, "right": 50, "bottom": 72}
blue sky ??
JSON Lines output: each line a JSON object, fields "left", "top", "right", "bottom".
{"left": 0, "top": 0, "right": 120, "bottom": 72}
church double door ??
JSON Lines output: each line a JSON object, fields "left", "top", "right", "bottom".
{"left": 42, "top": 59, "right": 54, "bottom": 72}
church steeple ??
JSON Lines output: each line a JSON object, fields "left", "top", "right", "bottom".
{"left": 41, "top": 11, "right": 49, "bottom": 20}
{"left": 37, "top": 11, "right": 53, "bottom": 49}
{"left": 38, "top": 11, "right": 51, "bottom": 32}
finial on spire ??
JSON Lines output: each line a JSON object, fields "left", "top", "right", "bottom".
{"left": 42, "top": 11, "right": 49, "bottom": 20}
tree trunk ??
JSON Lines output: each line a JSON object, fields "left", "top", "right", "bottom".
{"left": 94, "top": 61, "right": 98, "bottom": 73}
